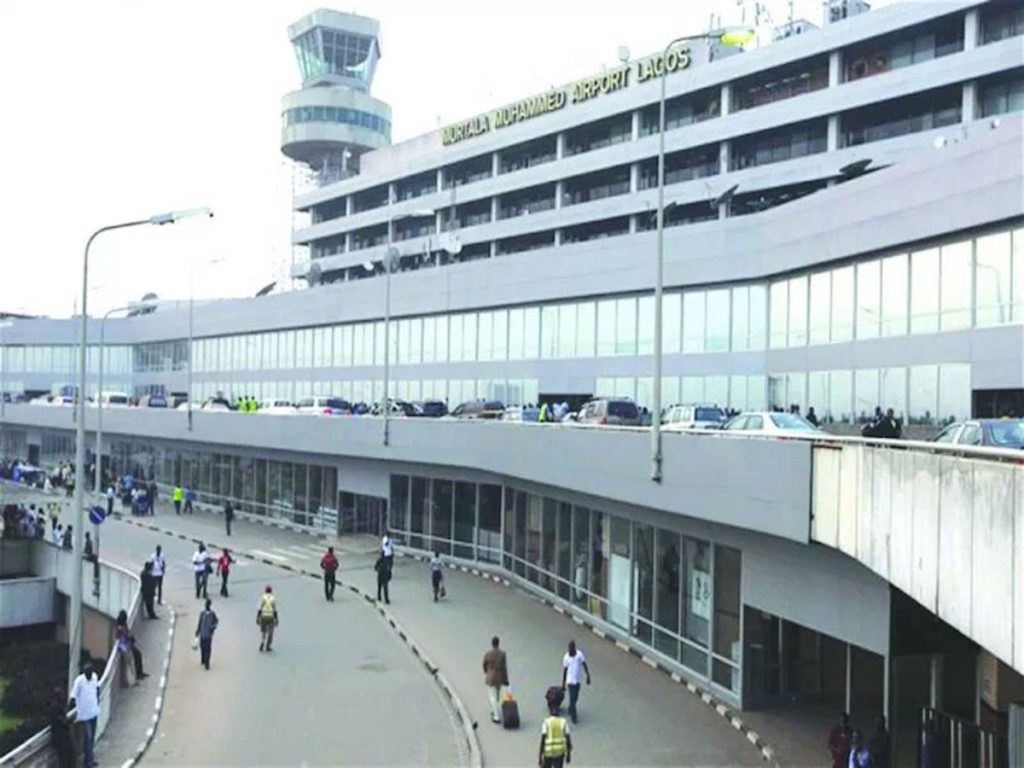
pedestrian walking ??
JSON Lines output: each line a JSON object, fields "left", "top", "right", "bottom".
{"left": 482, "top": 636, "right": 509, "bottom": 724}
{"left": 257, "top": 584, "right": 278, "bottom": 652}
{"left": 105, "top": 485, "right": 115, "bottom": 518}
{"left": 381, "top": 530, "right": 394, "bottom": 569}
{"left": 62, "top": 524, "right": 73, "bottom": 550}
{"left": 47, "top": 687, "right": 75, "bottom": 768}
{"left": 539, "top": 694, "right": 572, "bottom": 768}
{"left": 151, "top": 545, "right": 166, "bottom": 605}
{"left": 194, "top": 598, "right": 219, "bottom": 670}
{"left": 172, "top": 484, "right": 183, "bottom": 515}
{"left": 224, "top": 500, "right": 234, "bottom": 536}
{"left": 51, "top": 522, "right": 62, "bottom": 547}
{"left": 828, "top": 712, "right": 852, "bottom": 768}
{"left": 69, "top": 662, "right": 100, "bottom": 768}
{"left": 847, "top": 730, "right": 870, "bottom": 767}
{"left": 140, "top": 561, "right": 159, "bottom": 619}
{"left": 217, "top": 548, "right": 235, "bottom": 597}
{"left": 184, "top": 485, "right": 195, "bottom": 514}
{"left": 83, "top": 532, "right": 94, "bottom": 561}
{"left": 374, "top": 553, "right": 392, "bottom": 604}
{"left": 192, "top": 542, "right": 211, "bottom": 599}
{"left": 320, "top": 546, "right": 339, "bottom": 601}
{"left": 430, "top": 550, "right": 445, "bottom": 602}
{"left": 560, "top": 640, "right": 591, "bottom": 724}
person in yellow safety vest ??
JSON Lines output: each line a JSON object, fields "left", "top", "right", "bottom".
{"left": 538, "top": 700, "right": 572, "bottom": 768}
{"left": 249, "top": 396, "right": 258, "bottom": 413}
{"left": 172, "top": 484, "right": 184, "bottom": 515}
{"left": 256, "top": 585, "right": 278, "bottom": 652}
{"left": 539, "top": 402, "right": 549, "bottom": 423}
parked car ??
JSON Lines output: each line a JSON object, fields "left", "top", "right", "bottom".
{"left": 138, "top": 394, "right": 168, "bottom": 408}
{"left": 450, "top": 399, "right": 505, "bottom": 420}
{"left": 98, "top": 391, "right": 131, "bottom": 407}
{"left": 199, "top": 397, "right": 231, "bottom": 412}
{"left": 721, "top": 411, "right": 824, "bottom": 438}
{"left": 576, "top": 397, "right": 641, "bottom": 427}
{"left": 933, "top": 418, "right": 1024, "bottom": 448}
{"left": 413, "top": 400, "right": 448, "bottom": 418}
{"left": 371, "top": 399, "right": 419, "bottom": 417}
{"left": 258, "top": 398, "right": 296, "bottom": 415}
{"left": 662, "top": 403, "right": 728, "bottom": 432}
{"left": 296, "top": 396, "right": 351, "bottom": 416}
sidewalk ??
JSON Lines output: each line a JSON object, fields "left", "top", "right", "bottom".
{"left": 112, "top": 502, "right": 776, "bottom": 766}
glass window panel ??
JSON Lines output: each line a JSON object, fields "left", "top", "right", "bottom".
{"left": 829, "top": 370, "right": 853, "bottom": 424}
{"left": 730, "top": 287, "right": 749, "bottom": 352}
{"left": 397, "top": 320, "right": 409, "bottom": 365}
{"left": 975, "top": 232, "right": 1012, "bottom": 327}
{"left": 809, "top": 271, "right": 831, "bottom": 344}
{"left": 436, "top": 316, "right": 449, "bottom": 363}
{"left": 705, "top": 375, "right": 728, "bottom": 406}
{"left": 654, "top": 528, "right": 681, "bottom": 659}
{"left": 523, "top": 308, "right": 540, "bottom": 360}
{"left": 681, "top": 376, "right": 703, "bottom": 403}
{"left": 856, "top": 260, "right": 881, "bottom": 339}
{"left": 463, "top": 313, "right": 477, "bottom": 362}
{"left": 431, "top": 479, "right": 454, "bottom": 556}
{"left": 576, "top": 302, "right": 596, "bottom": 357}
{"left": 881, "top": 367, "right": 907, "bottom": 422}
{"left": 637, "top": 296, "right": 655, "bottom": 356}
{"left": 809, "top": 371, "right": 829, "bottom": 421}
{"left": 374, "top": 321, "right": 386, "bottom": 366}
{"left": 830, "top": 266, "right": 854, "bottom": 342}
{"left": 748, "top": 285, "right": 767, "bottom": 350}
{"left": 508, "top": 309, "right": 524, "bottom": 360}
{"left": 422, "top": 317, "right": 436, "bottom": 363}
{"left": 1012, "top": 229, "right": 1024, "bottom": 324}
{"left": 909, "top": 365, "right": 938, "bottom": 426}
{"left": 881, "top": 254, "right": 909, "bottom": 337}
{"left": 615, "top": 298, "right": 637, "bottom": 355}
{"left": 911, "top": 247, "right": 940, "bottom": 334}
{"left": 769, "top": 281, "right": 787, "bottom": 348}
{"left": 409, "top": 318, "right": 422, "bottom": 364}
{"left": 706, "top": 289, "right": 730, "bottom": 352}
{"left": 559, "top": 303, "right": 577, "bottom": 358}
{"left": 713, "top": 545, "right": 741, "bottom": 693}
{"left": 615, "top": 377, "right": 636, "bottom": 399}
{"left": 662, "top": 293, "right": 681, "bottom": 355}
{"left": 683, "top": 291, "right": 706, "bottom": 354}
{"left": 597, "top": 300, "right": 616, "bottom": 356}
{"left": 634, "top": 523, "right": 655, "bottom": 644}
{"left": 940, "top": 240, "right": 971, "bottom": 331}
{"left": 449, "top": 315, "right": 463, "bottom": 363}
{"left": 854, "top": 368, "right": 880, "bottom": 424}
{"left": 662, "top": 376, "right": 680, "bottom": 408}
{"left": 938, "top": 364, "right": 970, "bottom": 425}
{"left": 786, "top": 372, "right": 806, "bottom": 412}
{"left": 541, "top": 306, "right": 558, "bottom": 359}
{"left": 682, "top": 537, "right": 711, "bottom": 654}
{"left": 747, "top": 375, "right": 766, "bottom": 411}
{"left": 478, "top": 312, "right": 493, "bottom": 362}
{"left": 493, "top": 310, "right": 508, "bottom": 361}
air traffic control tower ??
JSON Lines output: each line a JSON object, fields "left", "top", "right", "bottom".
{"left": 280, "top": 10, "right": 391, "bottom": 185}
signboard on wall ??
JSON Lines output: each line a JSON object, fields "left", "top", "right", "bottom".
{"left": 691, "top": 569, "right": 711, "bottom": 621}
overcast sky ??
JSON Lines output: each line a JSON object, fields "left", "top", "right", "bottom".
{"left": 0, "top": 0, "right": 893, "bottom": 318}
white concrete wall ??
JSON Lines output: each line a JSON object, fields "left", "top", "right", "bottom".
{"left": 0, "top": 576, "right": 55, "bottom": 627}
{"left": 812, "top": 443, "right": 1024, "bottom": 674}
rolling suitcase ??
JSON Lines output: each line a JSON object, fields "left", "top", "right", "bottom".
{"left": 501, "top": 694, "right": 520, "bottom": 729}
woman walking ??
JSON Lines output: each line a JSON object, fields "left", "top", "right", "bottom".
{"left": 217, "top": 548, "right": 235, "bottom": 597}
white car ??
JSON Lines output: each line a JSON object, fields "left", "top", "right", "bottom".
{"left": 258, "top": 398, "right": 296, "bottom": 415}
{"left": 721, "top": 411, "right": 824, "bottom": 438}
{"left": 295, "top": 396, "right": 351, "bottom": 416}
{"left": 662, "top": 403, "right": 728, "bottom": 432}
{"left": 98, "top": 391, "right": 130, "bottom": 407}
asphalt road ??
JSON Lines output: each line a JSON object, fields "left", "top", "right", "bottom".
{"left": 49, "top": 501, "right": 467, "bottom": 767}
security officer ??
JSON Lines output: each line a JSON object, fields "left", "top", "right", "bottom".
{"left": 257, "top": 585, "right": 278, "bottom": 652}
{"left": 538, "top": 698, "right": 572, "bottom": 768}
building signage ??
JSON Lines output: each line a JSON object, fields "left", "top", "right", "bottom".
{"left": 441, "top": 46, "right": 692, "bottom": 146}
{"left": 690, "top": 568, "right": 711, "bottom": 621}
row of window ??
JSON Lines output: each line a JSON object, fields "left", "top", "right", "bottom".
{"left": 283, "top": 106, "right": 391, "bottom": 137}
{"left": 389, "top": 475, "right": 743, "bottom": 694}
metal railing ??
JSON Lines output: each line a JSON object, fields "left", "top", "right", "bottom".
{"left": 919, "top": 707, "right": 1008, "bottom": 768}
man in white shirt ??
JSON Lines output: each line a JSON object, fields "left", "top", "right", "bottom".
{"left": 151, "top": 545, "right": 167, "bottom": 605}
{"left": 560, "top": 640, "right": 592, "bottom": 724}
{"left": 381, "top": 531, "right": 395, "bottom": 568}
{"left": 192, "top": 543, "right": 210, "bottom": 600}
{"left": 69, "top": 662, "right": 100, "bottom": 768}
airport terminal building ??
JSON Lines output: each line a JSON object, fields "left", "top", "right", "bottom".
{"left": 1, "top": 0, "right": 1023, "bottom": 753}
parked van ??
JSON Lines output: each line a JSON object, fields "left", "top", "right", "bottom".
{"left": 576, "top": 397, "right": 641, "bottom": 427}
{"left": 98, "top": 391, "right": 131, "bottom": 407}
{"left": 662, "top": 403, "right": 728, "bottom": 432}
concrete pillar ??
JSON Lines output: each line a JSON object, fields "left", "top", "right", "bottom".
{"left": 631, "top": 109, "right": 640, "bottom": 141}
{"left": 720, "top": 83, "right": 731, "bottom": 117}
{"left": 491, "top": 195, "right": 499, "bottom": 221}
{"left": 883, "top": 654, "right": 890, "bottom": 719}
{"left": 556, "top": 132, "right": 565, "bottom": 160}
{"left": 964, "top": 7, "right": 980, "bottom": 51}
{"left": 962, "top": 81, "right": 978, "bottom": 123}
{"left": 492, "top": 151, "right": 500, "bottom": 177}
{"left": 555, "top": 180, "right": 564, "bottom": 209}
{"left": 345, "top": 196, "right": 352, "bottom": 216}
{"left": 554, "top": 229, "right": 562, "bottom": 246}
{"left": 388, "top": 182, "right": 396, "bottom": 205}
{"left": 629, "top": 163, "right": 639, "bottom": 193}
{"left": 436, "top": 167, "right": 444, "bottom": 191}
{"left": 828, "top": 114, "right": 841, "bottom": 152}
{"left": 845, "top": 643, "right": 852, "bottom": 713}
{"left": 828, "top": 49, "right": 842, "bottom": 88}
{"left": 717, "top": 142, "right": 731, "bottom": 219}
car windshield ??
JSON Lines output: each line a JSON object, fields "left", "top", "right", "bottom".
{"left": 769, "top": 413, "right": 818, "bottom": 431}
{"left": 695, "top": 407, "right": 725, "bottom": 422}
{"left": 107, "top": 395, "right": 128, "bottom": 404}
{"left": 325, "top": 398, "right": 348, "bottom": 410}
{"left": 987, "top": 420, "right": 1024, "bottom": 446}
{"left": 484, "top": 401, "right": 504, "bottom": 411}
{"left": 608, "top": 401, "right": 638, "bottom": 419}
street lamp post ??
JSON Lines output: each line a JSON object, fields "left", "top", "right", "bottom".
{"left": 650, "top": 28, "right": 753, "bottom": 483}
{"left": 69, "top": 207, "right": 211, "bottom": 693}
{"left": 381, "top": 210, "right": 435, "bottom": 447}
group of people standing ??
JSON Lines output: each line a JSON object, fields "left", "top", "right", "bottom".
{"left": 828, "top": 712, "right": 890, "bottom": 768}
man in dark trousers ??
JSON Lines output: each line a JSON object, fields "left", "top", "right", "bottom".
{"left": 320, "top": 546, "right": 339, "bottom": 601}
{"left": 374, "top": 553, "right": 391, "bottom": 604}
{"left": 140, "top": 561, "right": 158, "bottom": 619}
{"left": 224, "top": 501, "right": 234, "bottom": 536}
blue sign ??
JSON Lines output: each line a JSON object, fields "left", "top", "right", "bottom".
{"left": 89, "top": 506, "right": 106, "bottom": 526}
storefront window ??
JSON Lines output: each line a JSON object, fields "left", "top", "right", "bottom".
{"left": 769, "top": 281, "right": 787, "bottom": 348}
{"left": 514, "top": 491, "right": 527, "bottom": 577}
{"left": 909, "top": 365, "right": 938, "bottom": 425}
{"left": 880, "top": 254, "right": 908, "bottom": 336}
{"left": 730, "top": 287, "right": 749, "bottom": 352}
{"left": 910, "top": 247, "right": 940, "bottom": 334}
{"left": 856, "top": 260, "right": 881, "bottom": 339}
{"left": 431, "top": 479, "right": 453, "bottom": 555}
{"left": 808, "top": 271, "right": 831, "bottom": 344}
{"left": 683, "top": 291, "right": 706, "bottom": 353}
{"left": 940, "top": 240, "right": 971, "bottom": 331}
{"left": 855, "top": 369, "right": 880, "bottom": 423}
{"left": 454, "top": 482, "right": 475, "bottom": 559}
{"left": 559, "top": 304, "right": 577, "bottom": 358}
{"left": 706, "top": 289, "right": 730, "bottom": 352}
{"left": 938, "top": 363, "right": 970, "bottom": 425}
{"left": 975, "top": 232, "right": 1012, "bottom": 327}
{"left": 634, "top": 523, "right": 655, "bottom": 645}
{"left": 556, "top": 502, "right": 573, "bottom": 601}
{"left": 829, "top": 370, "right": 853, "bottom": 424}
{"left": 478, "top": 484, "right": 502, "bottom": 564}
{"left": 682, "top": 537, "right": 711, "bottom": 675}
{"left": 831, "top": 266, "right": 854, "bottom": 342}
{"left": 637, "top": 296, "right": 654, "bottom": 355}
{"left": 654, "top": 529, "right": 682, "bottom": 661}
{"left": 787, "top": 277, "right": 807, "bottom": 347}
{"left": 662, "top": 293, "right": 681, "bottom": 354}
{"left": 881, "top": 367, "right": 907, "bottom": 422}
{"left": 526, "top": 493, "right": 543, "bottom": 584}
{"left": 572, "top": 506, "right": 591, "bottom": 608}
{"left": 615, "top": 298, "right": 637, "bottom": 355}
{"left": 712, "top": 545, "right": 741, "bottom": 693}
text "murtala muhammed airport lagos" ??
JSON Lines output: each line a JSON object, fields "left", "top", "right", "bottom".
{"left": 441, "top": 45, "right": 692, "bottom": 146}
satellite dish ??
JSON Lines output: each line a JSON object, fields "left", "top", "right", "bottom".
{"left": 306, "top": 262, "right": 323, "bottom": 287}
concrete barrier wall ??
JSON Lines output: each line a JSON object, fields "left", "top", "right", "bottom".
{"left": 0, "top": 541, "right": 33, "bottom": 578}
{"left": 812, "top": 443, "right": 1024, "bottom": 675}
{"left": 0, "top": 577, "right": 55, "bottom": 628}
